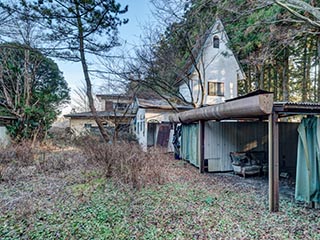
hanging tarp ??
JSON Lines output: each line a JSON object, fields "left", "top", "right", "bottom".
{"left": 295, "top": 117, "right": 320, "bottom": 203}
{"left": 181, "top": 123, "right": 199, "bottom": 167}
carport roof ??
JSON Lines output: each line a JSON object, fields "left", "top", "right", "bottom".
{"left": 274, "top": 102, "right": 320, "bottom": 116}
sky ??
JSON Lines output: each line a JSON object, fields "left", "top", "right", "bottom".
{"left": 57, "top": 0, "right": 155, "bottom": 113}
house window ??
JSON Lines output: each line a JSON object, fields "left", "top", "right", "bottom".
{"left": 213, "top": 36, "right": 219, "bottom": 48}
{"left": 114, "top": 102, "right": 127, "bottom": 110}
{"left": 84, "top": 123, "right": 92, "bottom": 129}
{"left": 208, "top": 82, "right": 224, "bottom": 96}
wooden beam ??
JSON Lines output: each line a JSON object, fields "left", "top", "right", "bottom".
{"left": 198, "top": 120, "right": 205, "bottom": 173}
{"left": 268, "top": 113, "right": 279, "bottom": 212}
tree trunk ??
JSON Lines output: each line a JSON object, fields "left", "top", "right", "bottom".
{"left": 75, "top": 2, "right": 110, "bottom": 142}
{"left": 247, "top": 64, "right": 251, "bottom": 93}
{"left": 282, "top": 48, "right": 289, "bottom": 102}
{"left": 274, "top": 65, "right": 278, "bottom": 101}
{"left": 24, "top": 49, "right": 31, "bottom": 107}
{"left": 259, "top": 64, "right": 264, "bottom": 90}
{"left": 302, "top": 37, "right": 308, "bottom": 102}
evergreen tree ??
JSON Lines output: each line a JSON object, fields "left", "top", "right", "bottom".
{"left": 0, "top": 43, "right": 70, "bottom": 141}
{"left": 0, "top": 0, "right": 128, "bottom": 142}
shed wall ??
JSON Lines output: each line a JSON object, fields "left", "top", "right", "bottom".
{"left": 204, "top": 121, "right": 298, "bottom": 174}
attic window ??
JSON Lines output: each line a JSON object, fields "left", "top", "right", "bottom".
{"left": 213, "top": 36, "right": 219, "bottom": 48}
{"left": 208, "top": 82, "right": 224, "bottom": 96}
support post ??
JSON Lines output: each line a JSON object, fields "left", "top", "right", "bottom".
{"left": 198, "top": 120, "right": 205, "bottom": 173}
{"left": 268, "top": 113, "right": 279, "bottom": 212}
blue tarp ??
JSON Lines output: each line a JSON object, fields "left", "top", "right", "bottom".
{"left": 295, "top": 117, "right": 320, "bottom": 203}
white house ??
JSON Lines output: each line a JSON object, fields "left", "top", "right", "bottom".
{"left": 64, "top": 95, "right": 191, "bottom": 150}
{"left": 134, "top": 98, "right": 191, "bottom": 151}
{"left": 179, "top": 19, "right": 245, "bottom": 107}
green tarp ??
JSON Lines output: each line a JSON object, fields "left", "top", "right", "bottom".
{"left": 181, "top": 123, "right": 199, "bottom": 167}
{"left": 295, "top": 117, "right": 320, "bottom": 203}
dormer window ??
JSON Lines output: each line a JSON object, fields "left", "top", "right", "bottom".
{"left": 213, "top": 36, "right": 219, "bottom": 48}
{"left": 208, "top": 82, "right": 224, "bottom": 96}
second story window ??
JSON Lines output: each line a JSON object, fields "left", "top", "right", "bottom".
{"left": 208, "top": 82, "right": 224, "bottom": 96}
{"left": 213, "top": 36, "right": 220, "bottom": 48}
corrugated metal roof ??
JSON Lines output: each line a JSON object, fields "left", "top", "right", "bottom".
{"left": 274, "top": 102, "right": 320, "bottom": 115}
{"left": 64, "top": 111, "right": 136, "bottom": 119}
{"left": 138, "top": 98, "right": 192, "bottom": 110}
{"left": 275, "top": 101, "right": 320, "bottom": 106}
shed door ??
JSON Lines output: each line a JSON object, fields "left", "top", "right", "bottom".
{"left": 157, "top": 124, "right": 171, "bottom": 147}
{"left": 147, "top": 123, "right": 157, "bottom": 147}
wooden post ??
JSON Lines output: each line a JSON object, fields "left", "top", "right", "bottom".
{"left": 268, "top": 113, "right": 279, "bottom": 212}
{"left": 198, "top": 120, "right": 205, "bottom": 173}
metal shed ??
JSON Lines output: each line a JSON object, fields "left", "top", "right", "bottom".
{"left": 170, "top": 91, "right": 320, "bottom": 212}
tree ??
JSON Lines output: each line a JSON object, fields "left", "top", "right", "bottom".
{"left": 0, "top": 43, "right": 70, "bottom": 141}
{"left": 273, "top": 0, "right": 320, "bottom": 28}
{"left": 124, "top": 0, "right": 219, "bottom": 109}
{"left": 0, "top": 0, "right": 128, "bottom": 142}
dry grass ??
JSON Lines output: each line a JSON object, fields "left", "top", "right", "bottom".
{"left": 76, "top": 136, "right": 170, "bottom": 189}
{"left": 0, "top": 139, "right": 319, "bottom": 239}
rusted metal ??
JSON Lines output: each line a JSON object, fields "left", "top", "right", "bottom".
{"left": 169, "top": 93, "right": 273, "bottom": 123}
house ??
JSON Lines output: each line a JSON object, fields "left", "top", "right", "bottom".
{"left": 65, "top": 19, "right": 245, "bottom": 146}
{"left": 64, "top": 94, "right": 191, "bottom": 149}
{"left": 64, "top": 94, "right": 137, "bottom": 136}
{"left": 179, "top": 19, "right": 245, "bottom": 107}
{"left": 134, "top": 98, "right": 191, "bottom": 150}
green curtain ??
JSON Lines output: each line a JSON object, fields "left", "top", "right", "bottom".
{"left": 295, "top": 117, "right": 320, "bottom": 203}
{"left": 181, "top": 123, "right": 199, "bottom": 167}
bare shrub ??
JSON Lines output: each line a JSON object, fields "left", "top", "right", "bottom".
{"left": 76, "top": 136, "right": 169, "bottom": 189}
{"left": 0, "top": 141, "right": 36, "bottom": 181}
{"left": 0, "top": 141, "right": 35, "bottom": 166}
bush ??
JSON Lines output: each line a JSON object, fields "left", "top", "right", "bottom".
{"left": 76, "top": 136, "right": 169, "bottom": 189}
{"left": 0, "top": 141, "right": 36, "bottom": 181}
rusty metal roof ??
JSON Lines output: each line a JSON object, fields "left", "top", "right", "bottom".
{"left": 274, "top": 102, "right": 320, "bottom": 115}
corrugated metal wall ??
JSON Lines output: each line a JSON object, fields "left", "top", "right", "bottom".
{"left": 179, "top": 121, "right": 299, "bottom": 174}
{"left": 279, "top": 122, "right": 299, "bottom": 177}
{"left": 204, "top": 121, "right": 298, "bottom": 174}
{"left": 205, "top": 121, "right": 268, "bottom": 172}
{"left": 181, "top": 123, "right": 199, "bottom": 167}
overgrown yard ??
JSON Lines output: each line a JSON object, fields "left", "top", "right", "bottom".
{"left": 0, "top": 141, "right": 319, "bottom": 239}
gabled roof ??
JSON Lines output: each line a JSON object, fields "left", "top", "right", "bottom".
{"left": 64, "top": 111, "right": 136, "bottom": 119}
{"left": 177, "top": 18, "right": 245, "bottom": 85}
{"left": 96, "top": 94, "right": 133, "bottom": 101}
{"left": 137, "top": 98, "right": 192, "bottom": 110}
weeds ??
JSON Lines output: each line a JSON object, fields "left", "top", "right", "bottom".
{"left": 76, "top": 136, "right": 169, "bottom": 189}
{"left": 0, "top": 141, "right": 36, "bottom": 181}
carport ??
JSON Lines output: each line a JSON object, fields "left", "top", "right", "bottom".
{"left": 170, "top": 90, "right": 320, "bottom": 212}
